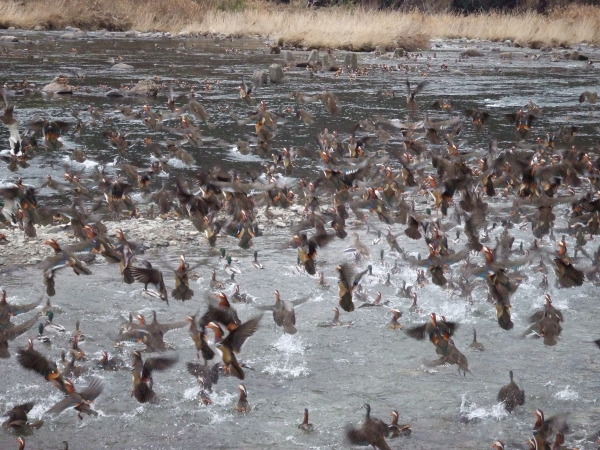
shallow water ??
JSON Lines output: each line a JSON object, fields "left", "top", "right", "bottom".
{"left": 1, "top": 30, "right": 600, "bottom": 449}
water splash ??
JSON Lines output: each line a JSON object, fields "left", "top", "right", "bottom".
{"left": 554, "top": 385, "right": 580, "bottom": 401}
{"left": 459, "top": 393, "right": 509, "bottom": 422}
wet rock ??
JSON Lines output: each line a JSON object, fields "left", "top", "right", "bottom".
{"left": 322, "top": 53, "right": 336, "bottom": 71}
{"left": 34, "top": 25, "right": 44, "bottom": 31}
{"left": 269, "top": 64, "right": 285, "bottom": 84}
{"left": 393, "top": 48, "right": 406, "bottom": 58}
{"left": 0, "top": 258, "right": 5, "bottom": 265}
{"left": 275, "top": 221, "right": 286, "bottom": 228}
{"left": 129, "top": 79, "right": 159, "bottom": 97}
{"left": 270, "top": 44, "right": 281, "bottom": 54}
{"left": 0, "top": 36, "right": 18, "bottom": 42}
{"left": 111, "top": 63, "right": 134, "bottom": 71}
{"left": 344, "top": 52, "right": 358, "bottom": 71}
{"left": 307, "top": 49, "right": 319, "bottom": 65}
{"left": 460, "top": 48, "right": 484, "bottom": 57}
{"left": 374, "top": 45, "right": 387, "bottom": 56}
{"left": 59, "top": 31, "right": 81, "bottom": 39}
{"left": 253, "top": 70, "right": 269, "bottom": 87}
{"left": 42, "top": 75, "right": 73, "bottom": 94}
{"left": 283, "top": 50, "right": 295, "bottom": 66}
{"left": 106, "top": 89, "right": 126, "bottom": 97}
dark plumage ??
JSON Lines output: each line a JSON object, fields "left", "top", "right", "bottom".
{"left": 497, "top": 370, "right": 525, "bottom": 412}
{"left": 345, "top": 403, "right": 390, "bottom": 450}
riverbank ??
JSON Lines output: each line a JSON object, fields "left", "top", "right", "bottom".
{"left": 1, "top": 1, "right": 599, "bottom": 50}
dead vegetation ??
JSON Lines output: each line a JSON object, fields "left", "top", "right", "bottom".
{"left": 1, "top": 1, "right": 600, "bottom": 49}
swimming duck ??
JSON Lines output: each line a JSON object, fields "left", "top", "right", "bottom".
{"left": 69, "top": 335, "right": 85, "bottom": 361}
{"left": 388, "top": 410, "right": 411, "bottom": 437}
{"left": 232, "top": 285, "right": 252, "bottom": 303}
{"left": 70, "top": 320, "right": 85, "bottom": 343}
{"left": 97, "top": 351, "right": 126, "bottom": 371}
{"left": 46, "top": 378, "right": 103, "bottom": 420}
{"left": 36, "top": 323, "right": 51, "bottom": 344}
{"left": 224, "top": 256, "right": 242, "bottom": 277}
{"left": 252, "top": 250, "right": 264, "bottom": 269}
{"left": 44, "top": 311, "right": 66, "bottom": 334}
{"left": 469, "top": 329, "right": 484, "bottom": 351}
{"left": 497, "top": 370, "right": 525, "bottom": 412}
{"left": 533, "top": 409, "right": 569, "bottom": 444}
{"left": 345, "top": 403, "right": 390, "bottom": 450}
{"left": 387, "top": 309, "right": 403, "bottom": 330}
{"left": 130, "top": 350, "right": 178, "bottom": 403}
{"left": 235, "top": 384, "right": 251, "bottom": 413}
{"left": 2, "top": 401, "right": 43, "bottom": 431}
{"left": 298, "top": 408, "right": 314, "bottom": 432}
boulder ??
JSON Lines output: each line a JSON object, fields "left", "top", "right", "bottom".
{"left": 269, "top": 64, "right": 285, "bottom": 84}
{"left": 129, "top": 79, "right": 159, "bottom": 97}
{"left": 42, "top": 75, "right": 73, "bottom": 94}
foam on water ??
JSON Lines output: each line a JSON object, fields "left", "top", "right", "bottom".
{"left": 460, "top": 393, "right": 509, "bottom": 422}
{"left": 272, "top": 333, "right": 305, "bottom": 355}
{"left": 555, "top": 385, "right": 580, "bottom": 401}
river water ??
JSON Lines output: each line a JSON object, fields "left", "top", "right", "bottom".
{"left": 0, "top": 30, "right": 599, "bottom": 449}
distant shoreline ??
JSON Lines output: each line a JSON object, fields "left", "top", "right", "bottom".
{"left": 0, "top": 1, "right": 599, "bottom": 50}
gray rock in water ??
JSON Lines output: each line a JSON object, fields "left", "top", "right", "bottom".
{"left": 59, "top": 31, "right": 79, "bottom": 39}
{"left": 344, "top": 53, "right": 358, "bottom": 71}
{"left": 307, "top": 49, "right": 319, "bottom": 65}
{"left": 269, "top": 64, "right": 285, "bottom": 84}
{"left": 393, "top": 48, "right": 406, "bottom": 58}
{"left": 111, "top": 63, "right": 134, "bottom": 71}
{"left": 106, "top": 89, "right": 126, "bottom": 97}
{"left": 283, "top": 50, "right": 295, "bottom": 65}
{"left": 253, "top": 70, "right": 269, "bottom": 87}
{"left": 374, "top": 45, "right": 387, "bottom": 56}
{"left": 129, "top": 79, "right": 159, "bottom": 97}
{"left": 42, "top": 76, "right": 73, "bottom": 94}
{"left": 0, "top": 36, "right": 18, "bottom": 42}
{"left": 322, "top": 53, "right": 336, "bottom": 71}
{"left": 460, "top": 48, "right": 484, "bottom": 57}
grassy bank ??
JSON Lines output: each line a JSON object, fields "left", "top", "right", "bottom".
{"left": 1, "top": 1, "right": 599, "bottom": 49}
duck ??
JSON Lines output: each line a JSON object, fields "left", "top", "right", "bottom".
{"left": 345, "top": 403, "right": 390, "bottom": 450}
{"left": 235, "top": 384, "right": 251, "bottom": 413}
{"left": 497, "top": 370, "right": 525, "bottom": 412}
{"left": 387, "top": 309, "right": 403, "bottom": 330}
{"left": 130, "top": 350, "right": 178, "bottom": 403}
{"left": 16, "top": 339, "right": 68, "bottom": 392}
{"left": 469, "top": 328, "right": 484, "bottom": 351}
{"left": 46, "top": 378, "right": 103, "bottom": 420}
{"left": 44, "top": 311, "right": 66, "bottom": 334}
{"left": 224, "top": 256, "right": 242, "bottom": 277}
{"left": 36, "top": 323, "right": 51, "bottom": 343}
{"left": 130, "top": 260, "right": 169, "bottom": 303}
{"left": 172, "top": 255, "right": 194, "bottom": 301}
{"left": 0, "top": 313, "right": 38, "bottom": 358}
{"left": 0, "top": 289, "right": 41, "bottom": 329}
{"left": 298, "top": 408, "right": 314, "bottom": 432}
{"left": 186, "top": 315, "right": 215, "bottom": 362}
{"left": 186, "top": 361, "right": 220, "bottom": 393}
{"left": 97, "top": 351, "right": 126, "bottom": 371}
{"left": 2, "top": 402, "right": 43, "bottom": 431}
{"left": 388, "top": 410, "right": 411, "bottom": 437}
{"left": 318, "top": 307, "right": 353, "bottom": 327}
{"left": 214, "top": 315, "right": 262, "bottom": 380}
{"left": 252, "top": 250, "right": 265, "bottom": 269}
{"left": 405, "top": 313, "right": 458, "bottom": 343}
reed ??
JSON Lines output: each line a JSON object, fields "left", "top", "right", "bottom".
{"left": 1, "top": 1, "right": 600, "bottom": 49}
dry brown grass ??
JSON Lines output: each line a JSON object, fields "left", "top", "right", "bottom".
{"left": 1, "top": 1, "right": 600, "bottom": 49}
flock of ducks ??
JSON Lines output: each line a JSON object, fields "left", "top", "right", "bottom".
{"left": 0, "top": 35, "right": 599, "bottom": 449}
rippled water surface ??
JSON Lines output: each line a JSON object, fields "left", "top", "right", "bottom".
{"left": 1, "top": 30, "right": 600, "bottom": 449}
